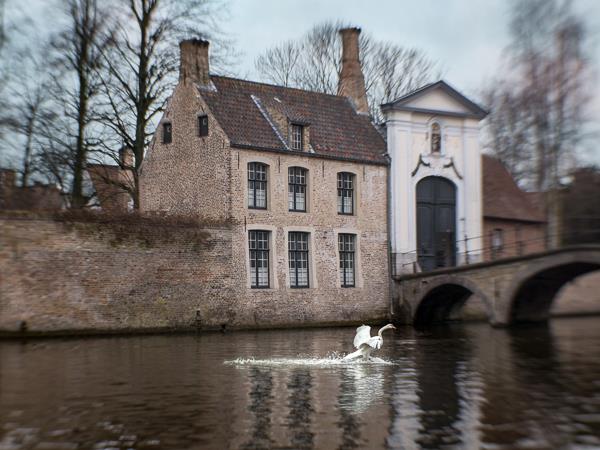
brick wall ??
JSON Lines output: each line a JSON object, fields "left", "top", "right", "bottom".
{"left": 140, "top": 80, "right": 232, "bottom": 221}
{"left": 0, "top": 215, "right": 235, "bottom": 335}
{"left": 0, "top": 212, "right": 391, "bottom": 335}
{"left": 228, "top": 149, "right": 390, "bottom": 328}
{"left": 483, "top": 218, "right": 546, "bottom": 261}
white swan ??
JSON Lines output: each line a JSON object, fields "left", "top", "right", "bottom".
{"left": 343, "top": 324, "right": 396, "bottom": 361}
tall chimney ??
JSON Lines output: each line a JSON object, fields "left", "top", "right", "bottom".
{"left": 119, "top": 146, "right": 134, "bottom": 169}
{"left": 338, "top": 27, "right": 369, "bottom": 114}
{"left": 179, "top": 39, "right": 210, "bottom": 85}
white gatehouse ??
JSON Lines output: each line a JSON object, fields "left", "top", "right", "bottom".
{"left": 382, "top": 81, "right": 488, "bottom": 273}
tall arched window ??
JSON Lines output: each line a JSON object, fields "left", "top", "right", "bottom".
{"left": 248, "top": 162, "right": 267, "bottom": 209}
{"left": 337, "top": 172, "right": 355, "bottom": 215}
{"left": 288, "top": 167, "right": 307, "bottom": 212}
{"left": 430, "top": 122, "right": 441, "bottom": 154}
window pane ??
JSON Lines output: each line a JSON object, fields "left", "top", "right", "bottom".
{"left": 297, "top": 268, "right": 308, "bottom": 286}
{"left": 337, "top": 173, "right": 354, "bottom": 214}
{"left": 248, "top": 163, "right": 268, "bottom": 209}
{"left": 291, "top": 125, "right": 302, "bottom": 150}
{"left": 248, "top": 180, "right": 255, "bottom": 207}
{"left": 343, "top": 193, "right": 352, "bottom": 213}
{"left": 289, "top": 232, "right": 309, "bottom": 288}
{"left": 345, "top": 266, "right": 354, "bottom": 285}
{"left": 256, "top": 164, "right": 266, "bottom": 181}
{"left": 249, "top": 231, "right": 269, "bottom": 288}
{"left": 296, "top": 189, "right": 305, "bottom": 211}
{"left": 256, "top": 182, "right": 266, "bottom": 208}
{"left": 339, "top": 234, "right": 356, "bottom": 287}
{"left": 289, "top": 168, "right": 307, "bottom": 212}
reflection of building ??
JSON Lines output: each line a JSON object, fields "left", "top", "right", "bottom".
{"left": 383, "top": 82, "right": 487, "bottom": 273}
{"left": 481, "top": 155, "right": 546, "bottom": 260}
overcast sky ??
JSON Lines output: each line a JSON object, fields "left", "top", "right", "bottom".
{"left": 224, "top": 0, "right": 599, "bottom": 92}
{"left": 222, "top": 0, "right": 600, "bottom": 163}
{"left": 6, "top": 0, "right": 600, "bottom": 164}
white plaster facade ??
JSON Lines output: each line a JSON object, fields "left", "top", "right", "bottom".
{"left": 383, "top": 81, "right": 487, "bottom": 273}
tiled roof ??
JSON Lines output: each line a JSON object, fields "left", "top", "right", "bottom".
{"left": 199, "top": 76, "right": 388, "bottom": 165}
{"left": 482, "top": 155, "right": 546, "bottom": 223}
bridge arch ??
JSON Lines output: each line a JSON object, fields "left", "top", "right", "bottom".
{"left": 507, "top": 251, "right": 600, "bottom": 324}
{"left": 413, "top": 276, "right": 493, "bottom": 325}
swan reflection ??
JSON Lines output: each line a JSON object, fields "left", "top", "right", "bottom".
{"left": 339, "top": 364, "right": 386, "bottom": 414}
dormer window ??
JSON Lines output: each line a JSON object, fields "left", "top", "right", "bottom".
{"left": 430, "top": 122, "right": 441, "bottom": 154}
{"left": 291, "top": 124, "right": 303, "bottom": 151}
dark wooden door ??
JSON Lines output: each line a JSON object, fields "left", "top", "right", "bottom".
{"left": 416, "top": 177, "right": 456, "bottom": 271}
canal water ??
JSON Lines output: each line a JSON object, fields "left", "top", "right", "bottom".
{"left": 1, "top": 317, "right": 600, "bottom": 450}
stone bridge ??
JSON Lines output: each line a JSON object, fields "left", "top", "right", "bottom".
{"left": 392, "top": 245, "right": 600, "bottom": 326}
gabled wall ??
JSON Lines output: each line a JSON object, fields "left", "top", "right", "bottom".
{"left": 140, "top": 81, "right": 231, "bottom": 221}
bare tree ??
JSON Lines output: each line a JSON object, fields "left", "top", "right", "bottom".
{"left": 482, "top": 83, "right": 532, "bottom": 186}
{"left": 254, "top": 41, "right": 301, "bottom": 88}
{"left": 483, "top": 0, "right": 591, "bottom": 192}
{"left": 41, "top": 0, "right": 112, "bottom": 207}
{"left": 255, "top": 21, "right": 440, "bottom": 121}
{"left": 0, "top": 1, "right": 55, "bottom": 180}
{"left": 0, "top": 0, "right": 6, "bottom": 52}
{"left": 8, "top": 85, "right": 48, "bottom": 186}
{"left": 94, "top": 0, "right": 233, "bottom": 210}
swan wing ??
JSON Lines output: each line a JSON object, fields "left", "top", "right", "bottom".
{"left": 353, "top": 325, "right": 372, "bottom": 349}
{"left": 367, "top": 336, "right": 383, "bottom": 350}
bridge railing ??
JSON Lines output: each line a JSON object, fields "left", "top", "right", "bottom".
{"left": 391, "top": 227, "right": 600, "bottom": 276}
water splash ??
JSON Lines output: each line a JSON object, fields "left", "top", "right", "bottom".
{"left": 224, "top": 352, "right": 396, "bottom": 367}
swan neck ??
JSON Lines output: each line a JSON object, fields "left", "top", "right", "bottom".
{"left": 378, "top": 324, "right": 392, "bottom": 337}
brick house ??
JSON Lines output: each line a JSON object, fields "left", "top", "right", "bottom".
{"left": 0, "top": 169, "right": 64, "bottom": 211}
{"left": 86, "top": 147, "right": 134, "bottom": 212}
{"left": 140, "top": 29, "right": 390, "bottom": 327}
{"left": 481, "top": 155, "right": 546, "bottom": 260}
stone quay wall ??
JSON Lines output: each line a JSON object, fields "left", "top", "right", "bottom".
{"left": 0, "top": 213, "right": 391, "bottom": 336}
{"left": 0, "top": 214, "right": 236, "bottom": 335}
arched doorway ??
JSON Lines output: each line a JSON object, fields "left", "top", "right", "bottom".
{"left": 416, "top": 176, "right": 456, "bottom": 271}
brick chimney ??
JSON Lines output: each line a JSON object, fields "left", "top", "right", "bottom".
{"left": 179, "top": 39, "right": 210, "bottom": 85}
{"left": 338, "top": 27, "right": 369, "bottom": 114}
{"left": 119, "top": 146, "right": 134, "bottom": 169}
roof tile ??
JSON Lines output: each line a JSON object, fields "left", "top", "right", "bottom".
{"left": 200, "top": 76, "right": 387, "bottom": 164}
{"left": 482, "top": 155, "right": 546, "bottom": 223}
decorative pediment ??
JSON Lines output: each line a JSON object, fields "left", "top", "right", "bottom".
{"left": 411, "top": 153, "right": 463, "bottom": 179}
{"left": 381, "top": 80, "right": 487, "bottom": 120}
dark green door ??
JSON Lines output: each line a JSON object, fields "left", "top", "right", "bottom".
{"left": 416, "top": 177, "right": 456, "bottom": 272}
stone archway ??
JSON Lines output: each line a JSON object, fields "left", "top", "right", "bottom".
{"left": 507, "top": 253, "right": 600, "bottom": 324}
{"left": 413, "top": 276, "right": 493, "bottom": 326}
